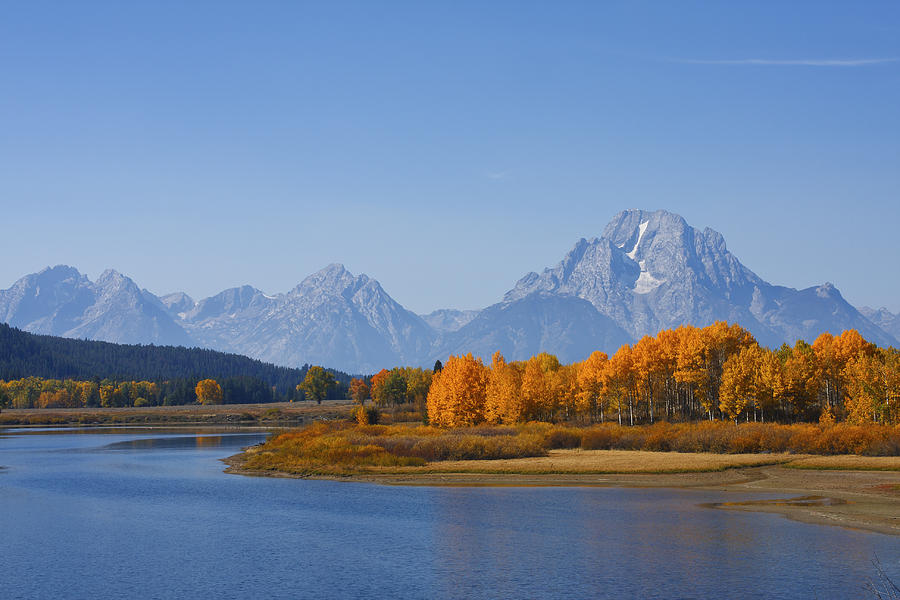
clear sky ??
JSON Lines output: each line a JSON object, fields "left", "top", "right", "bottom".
{"left": 1, "top": 1, "right": 898, "bottom": 314}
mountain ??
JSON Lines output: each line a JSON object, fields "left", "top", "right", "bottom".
{"left": 420, "top": 309, "right": 480, "bottom": 333}
{"left": 433, "top": 293, "right": 633, "bottom": 364}
{"left": 505, "top": 209, "right": 898, "bottom": 348}
{"left": 160, "top": 292, "right": 196, "bottom": 316}
{"left": 859, "top": 307, "right": 900, "bottom": 343}
{"left": 175, "top": 264, "right": 435, "bottom": 373}
{"left": 0, "top": 266, "right": 194, "bottom": 347}
{"left": 2, "top": 211, "right": 896, "bottom": 372}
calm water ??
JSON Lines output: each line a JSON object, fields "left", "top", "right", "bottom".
{"left": 1, "top": 428, "right": 898, "bottom": 599}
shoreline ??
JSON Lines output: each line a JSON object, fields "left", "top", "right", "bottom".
{"left": 223, "top": 450, "right": 900, "bottom": 537}
{"left": 0, "top": 401, "right": 354, "bottom": 427}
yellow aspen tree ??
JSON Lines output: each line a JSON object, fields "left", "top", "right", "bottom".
{"left": 755, "top": 348, "right": 786, "bottom": 422}
{"left": 843, "top": 348, "right": 899, "bottom": 425}
{"left": 701, "top": 321, "right": 755, "bottom": 419}
{"left": 485, "top": 352, "right": 524, "bottom": 424}
{"left": 425, "top": 369, "right": 447, "bottom": 425}
{"left": 575, "top": 351, "right": 608, "bottom": 423}
{"left": 654, "top": 327, "right": 680, "bottom": 420}
{"left": 608, "top": 344, "right": 637, "bottom": 425}
{"left": 783, "top": 341, "right": 819, "bottom": 421}
{"left": 675, "top": 326, "right": 708, "bottom": 420}
{"left": 719, "top": 345, "right": 760, "bottom": 423}
{"left": 812, "top": 333, "right": 838, "bottom": 412}
{"left": 425, "top": 354, "right": 488, "bottom": 427}
{"left": 833, "top": 329, "right": 874, "bottom": 365}
{"left": 520, "top": 357, "right": 552, "bottom": 422}
{"left": 551, "top": 364, "right": 579, "bottom": 422}
{"left": 632, "top": 335, "right": 662, "bottom": 423}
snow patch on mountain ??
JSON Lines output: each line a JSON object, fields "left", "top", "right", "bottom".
{"left": 634, "top": 261, "right": 664, "bottom": 294}
{"left": 626, "top": 220, "right": 649, "bottom": 260}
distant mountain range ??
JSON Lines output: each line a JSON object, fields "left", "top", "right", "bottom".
{"left": 2, "top": 209, "right": 896, "bottom": 372}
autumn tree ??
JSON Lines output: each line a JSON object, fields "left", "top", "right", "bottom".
{"left": 674, "top": 326, "right": 709, "bottom": 420}
{"left": 783, "top": 341, "right": 819, "bottom": 420}
{"left": 843, "top": 348, "right": 900, "bottom": 424}
{"left": 299, "top": 366, "right": 336, "bottom": 404}
{"left": 369, "top": 369, "right": 390, "bottom": 404}
{"left": 374, "top": 369, "right": 407, "bottom": 408}
{"left": 349, "top": 378, "right": 370, "bottom": 405}
{"left": 551, "top": 364, "right": 579, "bottom": 421}
{"left": 520, "top": 354, "right": 559, "bottom": 422}
{"left": 632, "top": 336, "right": 663, "bottom": 423}
{"left": 719, "top": 345, "right": 761, "bottom": 423}
{"left": 485, "top": 352, "right": 523, "bottom": 424}
{"left": 426, "top": 354, "right": 488, "bottom": 427}
{"left": 195, "top": 379, "right": 223, "bottom": 405}
{"left": 402, "top": 367, "right": 432, "bottom": 412}
{"left": 608, "top": 345, "right": 637, "bottom": 425}
{"left": 654, "top": 328, "right": 680, "bottom": 420}
{"left": 575, "top": 351, "right": 609, "bottom": 423}
{"left": 755, "top": 348, "right": 786, "bottom": 422}
{"left": 701, "top": 322, "right": 755, "bottom": 418}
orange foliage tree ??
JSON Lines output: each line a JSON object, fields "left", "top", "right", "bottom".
{"left": 195, "top": 379, "right": 223, "bottom": 405}
{"left": 426, "top": 354, "right": 489, "bottom": 427}
{"left": 349, "top": 378, "right": 370, "bottom": 405}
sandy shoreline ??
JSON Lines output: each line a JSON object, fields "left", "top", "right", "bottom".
{"left": 224, "top": 450, "right": 900, "bottom": 536}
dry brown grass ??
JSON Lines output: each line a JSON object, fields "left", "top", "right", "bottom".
{"left": 422, "top": 449, "right": 797, "bottom": 474}
{"left": 574, "top": 421, "right": 900, "bottom": 456}
{"left": 0, "top": 401, "right": 354, "bottom": 426}
{"left": 242, "top": 421, "right": 549, "bottom": 475}
{"left": 236, "top": 420, "right": 900, "bottom": 477}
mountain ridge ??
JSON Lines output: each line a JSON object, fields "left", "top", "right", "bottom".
{"left": 2, "top": 210, "right": 896, "bottom": 372}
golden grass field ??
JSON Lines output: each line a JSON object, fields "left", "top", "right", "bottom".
{"left": 232, "top": 420, "right": 900, "bottom": 477}
{"left": 424, "top": 449, "right": 801, "bottom": 473}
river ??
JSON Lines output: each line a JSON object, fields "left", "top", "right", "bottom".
{"left": 1, "top": 427, "right": 897, "bottom": 599}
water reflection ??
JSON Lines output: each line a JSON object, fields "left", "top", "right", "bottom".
{"left": 101, "top": 433, "right": 264, "bottom": 451}
{"left": 0, "top": 429, "right": 897, "bottom": 600}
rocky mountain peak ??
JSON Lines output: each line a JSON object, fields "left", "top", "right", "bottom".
{"left": 160, "top": 292, "right": 196, "bottom": 315}
{"left": 291, "top": 263, "right": 358, "bottom": 296}
{"left": 815, "top": 282, "right": 839, "bottom": 299}
{"left": 34, "top": 264, "right": 86, "bottom": 283}
{"left": 502, "top": 209, "right": 897, "bottom": 348}
{"left": 95, "top": 269, "right": 141, "bottom": 294}
{"left": 2, "top": 209, "right": 896, "bottom": 371}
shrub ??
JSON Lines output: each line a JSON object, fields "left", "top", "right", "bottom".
{"left": 353, "top": 405, "right": 380, "bottom": 426}
{"left": 580, "top": 426, "right": 618, "bottom": 450}
{"left": 542, "top": 427, "right": 582, "bottom": 449}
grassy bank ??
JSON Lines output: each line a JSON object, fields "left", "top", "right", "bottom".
{"left": 234, "top": 420, "right": 900, "bottom": 477}
{"left": 0, "top": 401, "right": 354, "bottom": 426}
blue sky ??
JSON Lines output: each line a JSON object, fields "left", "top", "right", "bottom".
{"left": 1, "top": 1, "right": 898, "bottom": 313}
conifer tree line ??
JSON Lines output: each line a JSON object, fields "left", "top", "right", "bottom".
{"left": 424, "top": 323, "right": 900, "bottom": 427}
{"left": 0, "top": 323, "right": 351, "bottom": 407}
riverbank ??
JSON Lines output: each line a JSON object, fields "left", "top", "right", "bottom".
{"left": 224, "top": 448, "right": 900, "bottom": 536}
{"left": 0, "top": 400, "right": 354, "bottom": 426}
